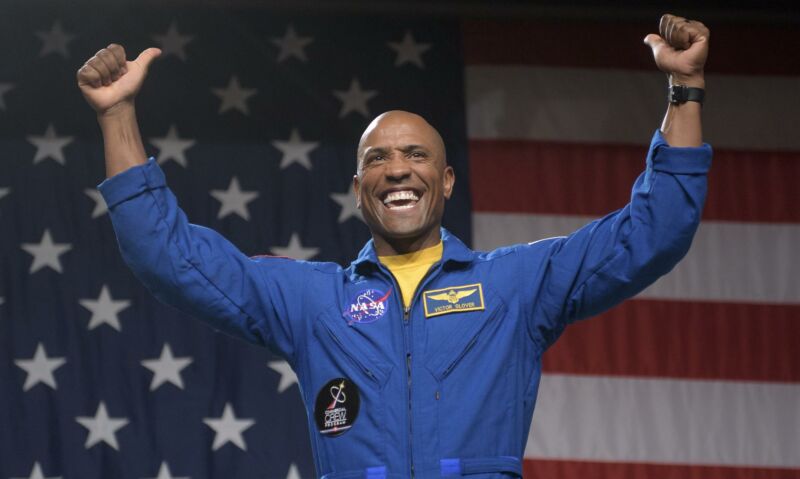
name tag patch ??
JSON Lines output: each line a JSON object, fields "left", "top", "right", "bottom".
{"left": 423, "top": 283, "right": 485, "bottom": 318}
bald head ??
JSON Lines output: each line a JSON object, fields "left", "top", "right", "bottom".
{"left": 352, "top": 110, "right": 455, "bottom": 255}
{"left": 357, "top": 110, "right": 446, "bottom": 175}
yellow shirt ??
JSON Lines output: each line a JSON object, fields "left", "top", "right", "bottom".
{"left": 379, "top": 241, "right": 443, "bottom": 308}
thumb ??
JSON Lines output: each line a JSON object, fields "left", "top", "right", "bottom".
{"left": 133, "top": 47, "right": 162, "bottom": 70}
{"left": 643, "top": 33, "right": 666, "bottom": 51}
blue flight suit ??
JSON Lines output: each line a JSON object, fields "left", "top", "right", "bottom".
{"left": 98, "top": 130, "right": 711, "bottom": 478}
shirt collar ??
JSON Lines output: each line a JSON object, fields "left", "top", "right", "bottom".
{"left": 351, "top": 227, "right": 474, "bottom": 273}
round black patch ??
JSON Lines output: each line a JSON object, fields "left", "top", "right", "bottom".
{"left": 314, "top": 377, "right": 360, "bottom": 437}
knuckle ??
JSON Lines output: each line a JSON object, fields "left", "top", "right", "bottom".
{"left": 111, "top": 44, "right": 127, "bottom": 59}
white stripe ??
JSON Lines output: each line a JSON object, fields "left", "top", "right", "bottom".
{"left": 473, "top": 212, "right": 800, "bottom": 304}
{"left": 526, "top": 373, "right": 800, "bottom": 468}
{"left": 466, "top": 65, "right": 800, "bottom": 151}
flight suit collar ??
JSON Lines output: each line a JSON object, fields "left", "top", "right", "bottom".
{"left": 351, "top": 227, "right": 474, "bottom": 274}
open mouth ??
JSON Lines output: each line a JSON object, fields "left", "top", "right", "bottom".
{"left": 382, "top": 189, "right": 421, "bottom": 210}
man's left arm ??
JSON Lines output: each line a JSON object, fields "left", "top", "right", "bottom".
{"left": 523, "top": 14, "right": 712, "bottom": 348}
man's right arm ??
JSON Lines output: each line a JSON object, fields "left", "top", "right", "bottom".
{"left": 78, "top": 45, "right": 305, "bottom": 361}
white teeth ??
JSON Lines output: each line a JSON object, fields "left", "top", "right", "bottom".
{"left": 383, "top": 190, "right": 419, "bottom": 205}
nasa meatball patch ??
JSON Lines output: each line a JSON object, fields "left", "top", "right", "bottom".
{"left": 343, "top": 288, "right": 391, "bottom": 325}
{"left": 314, "top": 378, "right": 360, "bottom": 437}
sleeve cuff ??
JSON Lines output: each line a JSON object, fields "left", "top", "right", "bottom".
{"left": 648, "top": 129, "right": 713, "bottom": 175}
{"left": 96, "top": 158, "right": 167, "bottom": 209}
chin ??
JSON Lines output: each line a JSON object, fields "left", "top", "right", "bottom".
{"left": 380, "top": 219, "right": 436, "bottom": 241}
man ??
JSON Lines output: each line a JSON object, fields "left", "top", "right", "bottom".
{"left": 77, "top": 14, "right": 711, "bottom": 479}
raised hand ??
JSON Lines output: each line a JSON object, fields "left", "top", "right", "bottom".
{"left": 644, "top": 14, "right": 710, "bottom": 87}
{"left": 76, "top": 44, "right": 161, "bottom": 115}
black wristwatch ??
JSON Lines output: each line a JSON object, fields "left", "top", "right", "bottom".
{"left": 668, "top": 85, "right": 705, "bottom": 106}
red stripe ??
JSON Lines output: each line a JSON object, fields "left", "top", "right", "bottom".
{"left": 542, "top": 299, "right": 800, "bottom": 383}
{"left": 469, "top": 139, "right": 800, "bottom": 223}
{"left": 462, "top": 19, "right": 800, "bottom": 76}
{"left": 523, "top": 458, "right": 800, "bottom": 479}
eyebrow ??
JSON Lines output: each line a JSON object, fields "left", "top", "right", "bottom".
{"left": 365, "top": 145, "right": 428, "bottom": 154}
{"left": 364, "top": 147, "right": 390, "bottom": 156}
{"left": 399, "top": 145, "right": 429, "bottom": 153}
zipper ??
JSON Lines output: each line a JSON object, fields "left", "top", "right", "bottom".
{"left": 442, "top": 336, "right": 478, "bottom": 378}
{"left": 321, "top": 321, "right": 380, "bottom": 383}
{"left": 437, "top": 303, "right": 500, "bottom": 380}
{"left": 380, "top": 260, "right": 441, "bottom": 479}
{"left": 404, "top": 306, "right": 414, "bottom": 478}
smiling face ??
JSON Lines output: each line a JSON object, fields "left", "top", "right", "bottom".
{"left": 354, "top": 111, "right": 455, "bottom": 256}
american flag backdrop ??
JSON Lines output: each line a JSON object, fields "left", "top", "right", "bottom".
{"left": 0, "top": 2, "right": 798, "bottom": 479}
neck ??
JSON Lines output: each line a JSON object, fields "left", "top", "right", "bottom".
{"left": 373, "top": 228, "right": 442, "bottom": 256}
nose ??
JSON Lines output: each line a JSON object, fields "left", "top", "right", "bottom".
{"left": 384, "top": 154, "right": 412, "bottom": 181}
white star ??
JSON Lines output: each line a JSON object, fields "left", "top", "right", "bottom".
{"left": 271, "top": 233, "right": 319, "bottom": 261}
{"left": 10, "top": 462, "right": 61, "bottom": 479}
{"left": 333, "top": 78, "right": 377, "bottom": 118}
{"left": 151, "top": 21, "right": 194, "bottom": 61}
{"left": 271, "top": 128, "right": 319, "bottom": 170}
{"left": 21, "top": 229, "right": 72, "bottom": 274}
{"left": 267, "top": 361, "right": 298, "bottom": 393}
{"left": 285, "top": 463, "right": 301, "bottom": 479}
{"left": 149, "top": 125, "right": 196, "bottom": 168}
{"left": 79, "top": 285, "right": 131, "bottom": 331}
{"left": 330, "top": 182, "right": 362, "bottom": 223}
{"left": 76, "top": 402, "right": 129, "bottom": 450}
{"left": 36, "top": 20, "right": 75, "bottom": 58}
{"left": 203, "top": 403, "right": 255, "bottom": 451}
{"left": 210, "top": 177, "right": 259, "bottom": 220}
{"left": 141, "top": 343, "right": 193, "bottom": 391}
{"left": 14, "top": 343, "right": 66, "bottom": 391}
{"left": 388, "top": 31, "right": 431, "bottom": 68}
{"left": 27, "top": 124, "right": 74, "bottom": 165}
{"left": 212, "top": 76, "right": 257, "bottom": 115}
{"left": 0, "top": 82, "right": 14, "bottom": 110}
{"left": 143, "top": 461, "right": 190, "bottom": 479}
{"left": 84, "top": 188, "right": 108, "bottom": 218}
{"left": 271, "top": 25, "right": 313, "bottom": 62}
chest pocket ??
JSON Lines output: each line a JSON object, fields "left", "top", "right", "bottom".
{"left": 312, "top": 306, "right": 393, "bottom": 388}
{"left": 423, "top": 287, "right": 508, "bottom": 381}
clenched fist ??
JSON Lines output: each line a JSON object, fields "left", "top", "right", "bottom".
{"left": 644, "top": 14, "right": 710, "bottom": 87}
{"left": 76, "top": 44, "right": 161, "bottom": 115}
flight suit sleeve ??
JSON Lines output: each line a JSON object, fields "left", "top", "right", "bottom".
{"left": 97, "top": 158, "right": 304, "bottom": 361}
{"left": 521, "top": 130, "right": 712, "bottom": 349}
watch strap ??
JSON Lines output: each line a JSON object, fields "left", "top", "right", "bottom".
{"left": 669, "top": 85, "right": 705, "bottom": 105}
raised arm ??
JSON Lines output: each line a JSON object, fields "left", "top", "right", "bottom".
{"left": 77, "top": 44, "right": 161, "bottom": 177}
{"left": 77, "top": 45, "right": 305, "bottom": 361}
{"left": 522, "top": 15, "right": 713, "bottom": 348}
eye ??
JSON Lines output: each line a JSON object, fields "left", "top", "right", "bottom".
{"left": 410, "top": 151, "right": 427, "bottom": 159}
{"left": 364, "top": 154, "right": 384, "bottom": 166}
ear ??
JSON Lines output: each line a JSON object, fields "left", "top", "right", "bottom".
{"left": 442, "top": 166, "right": 455, "bottom": 200}
{"left": 353, "top": 174, "right": 361, "bottom": 208}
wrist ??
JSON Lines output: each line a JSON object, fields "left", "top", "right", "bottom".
{"left": 97, "top": 101, "right": 136, "bottom": 124}
{"left": 669, "top": 73, "right": 705, "bottom": 89}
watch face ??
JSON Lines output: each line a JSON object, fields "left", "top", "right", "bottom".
{"left": 669, "top": 85, "right": 687, "bottom": 103}
{"left": 669, "top": 85, "right": 704, "bottom": 105}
